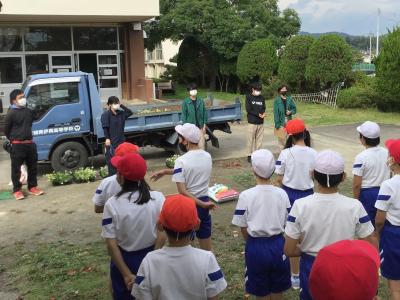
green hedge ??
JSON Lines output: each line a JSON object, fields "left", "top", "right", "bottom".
{"left": 337, "top": 76, "right": 378, "bottom": 109}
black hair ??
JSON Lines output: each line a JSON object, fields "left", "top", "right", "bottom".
{"left": 178, "top": 133, "right": 199, "bottom": 145}
{"left": 116, "top": 178, "right": 152, "bottom": 205}
{"left": 164, "top": 228, "right": 193, "bottom": 240}
{"left": 10, "top": 89, "right": 24, "bottom": 104}
{"left": 187, "top": 83, "right": 197, "bottom": 91}
{"left": 250, "top": 82, "right": 262, "bottom": 91}
{"left": 314, "top": 170, "right": 344, "bottom": 188}
{"left": 107, "top": 96, "right": 120, "bottom": 105}
{"left": 277, "top": 84, "right": 288, "bottom": 93}
{"left": 284, "top": 130, "right": 311, "bottom": 149}
{"left": 359, "top": 134, "right": 380, "bottom": 147}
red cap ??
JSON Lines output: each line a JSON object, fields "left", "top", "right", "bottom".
{"left": 310, "top": 240, "right": 380, "bottom": 300}
{"left": 285, "top": 119, "right": 306, "bottom": 135}
{"left": 386, "top": 139, "right": 400, "bottom": 164}
{"left": 159, "top": 194, "right": 199, "bottom": 233}
{"left": 114, "top": 142, "right": 139, "bottom": 157}
{"left": 111, "top": 152, "right": 147, "bottom": 181}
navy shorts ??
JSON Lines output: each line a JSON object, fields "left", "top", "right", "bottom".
{"left": 360, "top": 187, "right": 380, "bottom": 226}
{"left": 300, "top": 253, "right": 316, "bottom": 300}
{"left": 245, "top": 234, "right": 291, "bottom": 297}
{"left": 380, "top": 221, "right": 400, "bottom": 280}
{"left": 110, "top": 245, "right": 154, "bottom": 300}
{"left": 195, "top": 196, "right": 212, "bottom": 239}
{"left": 282, "top": 185, "right": 313, "bottom": 207}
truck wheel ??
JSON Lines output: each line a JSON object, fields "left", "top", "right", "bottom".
{"left": 51, "top": 142, "right": 88, "bottom": 172}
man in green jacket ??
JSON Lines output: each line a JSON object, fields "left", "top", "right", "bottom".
{"left": 181, "top": 83, "right": 208, "bottom": 149}
{"left": 273, "top": 85, "right": 297, "bottom": 148}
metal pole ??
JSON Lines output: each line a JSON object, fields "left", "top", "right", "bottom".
{"left": 369, "top": 33, "right": 372, "bottom": 62}
{"left": 376, "top": 8, "right": 381, "bottom": 56}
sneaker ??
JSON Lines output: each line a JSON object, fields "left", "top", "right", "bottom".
{"left": 291, "top": 275, "right": 300, "bottom": 290}
{"left": 29, "top": 187, "right": 44, "bottom": 196}
{"left": 13, "top": 191, "right": 25, "bottom": 200}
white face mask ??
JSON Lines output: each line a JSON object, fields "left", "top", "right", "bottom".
{"left": 112, "top": 104, "right": 120, "bottom": 111}
{"left": 189, "top": 90, "right": 198, "bottom": 97}
{"left": 253, "top": 91, "right": 261, "bottom": 96}
{"left": 17, "top": 97, "right": 27, "bottom": 107}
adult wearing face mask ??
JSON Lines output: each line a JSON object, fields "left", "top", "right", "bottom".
{"left": 4, "top": 89, "right": 44, "bottom": 200}
{"left": 274, "top": 85, "right": 297, "bottom": 148}
{"left": 101, "top": 96, "right": 133, "bottom": 176}
{"left": 181, "top": 83, "right": 208, "bottom": 149}
{"left": 245, "top": 82, "right": 266, "bottom": 163}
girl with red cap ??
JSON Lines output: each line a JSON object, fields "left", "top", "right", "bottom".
{"left": 375, "top": 139, "right": 400, "bottom": 300}
{"left": 101, "top": 152, "right": 165, "bottom": 300}
{"left": 274, "top": 119, "right": 317, "bottom": 289}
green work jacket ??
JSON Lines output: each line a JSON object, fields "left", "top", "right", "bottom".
{"left": 181, "top": 97, "right": 208, "bottom": 128}
{"left": 273, "top": 95, "right": 297, "bottom": 129}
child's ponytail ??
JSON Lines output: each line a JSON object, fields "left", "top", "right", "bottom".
{"left": 116, "top": 179, "right": 152, "bottom": 204}
{"left": 284, "top": 129, "right": 312, "bottom": 149}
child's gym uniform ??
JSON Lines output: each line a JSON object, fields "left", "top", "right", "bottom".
{"left": 102, "top": 191, "right": 165, "bottom": 300}
{"left": 132, "top": 245, "right": 227, "bottom": 299}
{"left": 92, "top": 174, "right": 120, "bottom": 208}
{"left": 172, "top": 149, "right": 212, "bottom": 239}
{"left": 375, "top": 174, "right": 400, "bottom": 280}
{"left": 285, "top": 193, "right": 374, "bottom": 300}
{"left": 232, "top": 185, "right": 291, "bottom": 297}
{"left": 275, "top": 145, "right": 317, "bottom": 205}
{"left": 353, "top": 146, "right": 390, "bottom": 225}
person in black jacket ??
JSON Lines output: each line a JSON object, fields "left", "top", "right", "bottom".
{"left": 101, "top": 96, "right": 133, "bottom": 176}
{"left": 4, "top": 89, "right": 44, "bottom": 200}
{"left": 246, "top": 82, "right": 266, "bottom": 162}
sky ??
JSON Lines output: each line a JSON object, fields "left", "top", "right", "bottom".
{"left": 279, "top": 0, "right": 400, "bottom": 36}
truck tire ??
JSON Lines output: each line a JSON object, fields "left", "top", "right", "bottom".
{"left": 51, "top": 141, "right": 88, "bottom": 172}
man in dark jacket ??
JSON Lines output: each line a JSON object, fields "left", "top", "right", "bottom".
{"left": 101, "top": 96, "right": 133, "bottom": 176}
{"left": 246, "top": 82, "right": 266, "bottom": 162}
{"left": 5, "top": 89, "right": 44, "bottom": 200}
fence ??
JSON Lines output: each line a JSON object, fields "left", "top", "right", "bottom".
{"left": 291, "top": 82, "right": 344, "bottom": 108}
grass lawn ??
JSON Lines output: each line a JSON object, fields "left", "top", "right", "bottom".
{"left": 162, "top": 85, "right": 400, "bottom": 127}
{"left": 1, "top": 160, "right": 390, "bottom": 299}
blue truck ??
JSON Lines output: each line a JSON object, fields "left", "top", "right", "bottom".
{"left": 11, "top": 72, "right": 241, "bottom": 171}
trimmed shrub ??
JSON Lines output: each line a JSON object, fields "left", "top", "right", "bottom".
{"left": 337, "top": 76, "right": 378, "bottom": 109}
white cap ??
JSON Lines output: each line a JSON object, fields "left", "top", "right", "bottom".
{"left": 357, "top": 121, "right": 380, "bottom": 139}
{"left": 175, "top": 123, "right": 201, "bottom": 144}
{"left": 315, "top": 150, "right": 345, "bottom": 175}
{"left": 251, "top": 149, "right": 275, "bottom": 178}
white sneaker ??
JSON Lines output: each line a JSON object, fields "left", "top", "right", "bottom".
{"left": 291, "top": 275, "right": 300, "bottom": 290}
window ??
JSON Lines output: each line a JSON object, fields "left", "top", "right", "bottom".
{"left": 0, "top": 57, "right": 23, "bottom": 84}
{"left": 27, "top": 82, "right": 79, "bottom": 120}
{"left": 155, "top": 43, "right": 163, "bottom": 60}
{"left": 73, "top": 27, "right": 117, "bottom": 50}
{"left": 24, "top": 27, "right": 72, "bottom": 51}
{"left": 26, "top": 54, "right": 49, "bottom": 76}
{"left": 118, "top": 27, "right": 125, "bottom": 50}
{"left": 0, "top": 28, "right": 22, "bottom": 52}
{"left": 146, "top": 50, "right": 154, "bottom": 62}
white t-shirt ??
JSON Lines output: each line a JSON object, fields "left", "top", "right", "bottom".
{"left": 375, "top": 175, "right": 400, "bottom": 226}
{"left": 132, "top": 245, "right": 227, "bottom": 300}
{"left": 285, "top": 193, "right": 374, "bottom": 256}
{"left": 232, "top": 185, "right": 291, "bottom": 237}
{"left": 92, "top": 174, "right": 121, "bottom": 207}
{"left": 275, "top": 145, "right": 317, "bottom": 190}
{"left": 352, "top": 147, "right": 390, "bottom": 188}
{"left": 101, "top": 191, "right": 165, "bottom": 252}
{"left": 172, "top": 149, "right": 212, "bottom": 198}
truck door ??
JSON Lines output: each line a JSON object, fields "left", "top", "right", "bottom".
{"left": 25, "top": 76, "right": 90, "bottom": 160}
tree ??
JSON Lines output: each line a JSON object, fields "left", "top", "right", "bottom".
{"left": 305, "top": 34, "right": 353, "bottom": 89}
{"left": 278, "top": 35, "right": 314, "bottom": 92}
{"left": 375, "top": 27, "right": 400, "bottom": 112}
{"left": 236, "top": 38, "right": 278, "bottom": 84}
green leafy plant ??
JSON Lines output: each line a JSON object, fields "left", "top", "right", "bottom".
{"left": 46, "top": 171, "right": 74, "bottom": 186}
{"left": 98, "top": 166, "right": 108, "bottom": 179}
{"left": 165, "top": 154, "right": 180, "bottom": 169}
{"left": 73, "top": 168, "right": 97, "bottom": 183}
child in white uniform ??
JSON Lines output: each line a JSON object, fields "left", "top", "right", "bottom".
{"left": 151, "top": 123, "right": 215, "bottom": 250}
{"left": 102, "top": 153, "right": 165, "bottom": 300}
{"left": 375, "top": 139, "right": 400, "bottom": 300}
{"left": 275, "top": 119, "right": 316, "bottom": 288}
{"left": 284, "top": 150, "right": 375, "bottom": 300}
{"left": 93, "top": 142, "right": 139, "bottom": 213}
{"left": 132, "top": 194, "right": 227, "bottom": 300}
{"left": 353, "top": 121, "right": 390, "bottom": 225}
{"left": 232, "top": 149, "right": 291, "bottom": 299}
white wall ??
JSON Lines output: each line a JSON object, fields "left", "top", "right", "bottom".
{"left": 161, "top": 40, "right": 181, "bottom": 65}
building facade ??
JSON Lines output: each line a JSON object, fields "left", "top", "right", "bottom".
{"left": 0, "top": 0, "right": 159, "bottom": 109}
{"left": 145, "top": 39, "right": 181, "bottom": 79}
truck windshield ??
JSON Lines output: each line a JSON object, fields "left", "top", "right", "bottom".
{"left": 21, "top": 76, "right": 32, "bottom": 93}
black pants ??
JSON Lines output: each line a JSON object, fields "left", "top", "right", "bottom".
{"left": 105, "top": 146, "right": 116, "bottom": 176}
{"left": 10, "top": 143, "right": 38, "bottom": 192}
